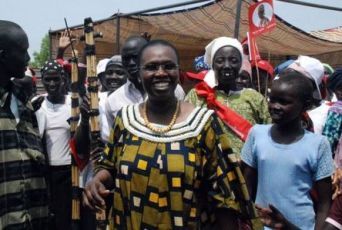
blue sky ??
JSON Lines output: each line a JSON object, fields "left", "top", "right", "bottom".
{"left": 1, "top": 0, "right": 342, "bottom": 57}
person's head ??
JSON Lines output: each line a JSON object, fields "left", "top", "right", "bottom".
{"left": 236, "top": 59, "right": 252, "bottom": 90}
{"left": 323, "top": 63, "right": 334, "bottom": 77}
{"left": 121, "top": 36, "right": 148, "bottom": 85}
{"left": 251, "top": 59, "right": 274, "bottom": 95}
{"left": 287, "top": 55, "right": 324, "bottom": 105}
{"left": 274, "top": 59, "right": 294, "bottom": 76}
{"left": 258, "top": 4, "right": 265, "bottom": 18}
{"left": 193, "top": 55, "right": 209, "bottom": 72}
{"left": 138, "top": 39, "right": 179, "bottom": 102}
{"left": 328, "top": 68, "right": 342, "bottom": 101}
{"left": 0, "top": 20, "right": 30, "bottom": 86}
{"left": 41, "top": 60, "right": 66, "bottom": 98}
{"left": 236, "top": 70, "right": 252, "bottom": 90}
{"left": 204, "top": 37, "right": 243, "bottom": 92}
{"left": 103, "top": 55, "right": 128, "bottom": 94}
{"left": 96, "top": 58, "right": 110, "bottom": 83}
{"left": 268, "top": 71, "right": 313, "bottom": 125}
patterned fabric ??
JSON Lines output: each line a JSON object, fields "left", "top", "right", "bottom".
{"left": 323, "top": 101, "right": 342, "bottom": 153}
{"left": 0, "top": 87, "right": 49, "bottom": 229}
{"left": 95, "top": 104, "right": 262, "bottom": 230}
{"left": 41, "top": 59, "right": 64, "bottom": 76}
{"left": 185, "top": 88, "right": 271, "bottom": 156}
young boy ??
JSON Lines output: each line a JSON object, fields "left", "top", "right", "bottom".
{"left": 241, "top": 71, "right": 334, "bottom": 229}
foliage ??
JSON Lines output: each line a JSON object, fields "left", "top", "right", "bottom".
{"left": 30, "top": 34, "right": 50, "bottom": 68}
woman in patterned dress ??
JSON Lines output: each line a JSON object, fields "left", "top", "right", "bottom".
{"left": 82, "top": 40, "right": 262, "bottom": 230}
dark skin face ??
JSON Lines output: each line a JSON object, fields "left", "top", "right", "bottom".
{"left": 121, "top": 38, "right": 147, "bottom": 86}
{"left": 0, "top": 28, "right": 30, "bottom": 86}
{"left": 334, "top": 85, "right": 342, "bottom": 101}
{"left": 139, "top": 45, "right": 179, "bottom": 102}
{"left": 213, "top": 46, "right": 242, "bottom": 93}
{"left": 42, "top": 70, "right": 65, "bottom": 101}
{"left": 268, "top": 81, "right": 305, "bottom": 125}
{"left": 103, "top": 65, "right": 128, "bottom": 94}
{"left": 236, "top": 70, "right": 252, "bottom": 90}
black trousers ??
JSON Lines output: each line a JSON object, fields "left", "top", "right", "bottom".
{"left": 49, "top": 165, "right": 72, "bottom": 230}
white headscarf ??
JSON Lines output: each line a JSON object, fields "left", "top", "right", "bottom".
{"left": 288, "top": 55, "right": 324, "bottom": 100}
{"left": 203, "top": 37, "right": 244, "bottom": 88}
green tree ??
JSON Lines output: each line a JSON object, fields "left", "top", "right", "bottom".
{"left": 30, "top": 34, "right": 50, "bottom": 68}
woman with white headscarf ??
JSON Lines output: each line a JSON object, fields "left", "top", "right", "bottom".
{"left": 186, "top": 37, "right": 271, "bottom": 155}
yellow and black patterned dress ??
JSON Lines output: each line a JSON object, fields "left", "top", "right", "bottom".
{"left": 95, "top": 104, "right": 261, "bottom": 230}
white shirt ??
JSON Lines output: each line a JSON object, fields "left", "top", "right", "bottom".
{"left": 10, "top": 94, "right": 20, "bottom": 123}
{"left": 35, "top": 95, "right": 71, "bottom": 166}
{"left": 308, "top": 101, "right": 331, "bottom": 134}
{"left": 99, "top": 91, "right": 110, "bottom": 142}
{"left": 105, "top": 80, "right": 185, "bottom": 131}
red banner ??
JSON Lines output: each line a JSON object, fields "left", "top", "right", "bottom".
{"left": 248, "top": 0, "right": 276, "bottom": 37}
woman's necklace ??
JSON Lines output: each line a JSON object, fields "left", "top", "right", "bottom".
{"left": 143, "top": 100, "right": 180, "bottom": 134}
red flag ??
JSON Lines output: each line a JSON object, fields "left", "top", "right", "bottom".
{"left": 248, "top": 0, "right": 276, "bottom": 37}
{"left": 247, "top": 32, "right": 261, "bottom": 62}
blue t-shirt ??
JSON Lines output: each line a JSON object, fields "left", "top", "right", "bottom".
{"left": 241, "top": 124, "right": 334, "bottom": 230}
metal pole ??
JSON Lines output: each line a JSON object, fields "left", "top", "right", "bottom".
{"left": 234, "top": 0, "right": 243, "bottom": 39}
{"left": 276, "top": 0, "right": 342, "bottom": 11}
{"left": 121, "top": 0, "right": 213, "bottom": 16}
{"left": 49, "top": 0, "right": 214, "bottom": 34}
{"left": 116, "top": 15, "right": 121, "bottom": 54}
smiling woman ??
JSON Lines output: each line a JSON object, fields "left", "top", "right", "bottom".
{"left": 83, "top": 39, "right": 262, "bottom": 230}
{"left": 139, "top": 40, "right": 180, "bottom": 104}
{"left": 185, "top": 36, "right": 271, "bottom": 156}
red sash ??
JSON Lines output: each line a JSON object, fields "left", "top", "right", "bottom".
{"left": 195, "top": 81, "right": 252, "bottom": 141}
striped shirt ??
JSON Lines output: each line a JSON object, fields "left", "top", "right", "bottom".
{"left": 0, "top": 87, "right": 49, "bottom": 229}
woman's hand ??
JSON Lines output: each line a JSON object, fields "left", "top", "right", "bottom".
{"left": 256, "top": 204, "right": 299, "bottom": 230}
{"left": 82, "top": 176, "right": 110, "bottom": 211}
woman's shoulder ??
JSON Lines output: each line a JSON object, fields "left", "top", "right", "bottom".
{"left": 240, "top": 88, "right": 266, "bottom": 100}
{"left": 185, "top": 88, "right": 205, "bottom": 105}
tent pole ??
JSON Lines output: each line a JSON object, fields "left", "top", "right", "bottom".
{"left": 121, "top": 0, "right": 213, "bottom": 16}
{"left": 116, "top": 15, "right": 121, "bottom": 54}
{"left": 234, "top": 0, "right": 243, "bottom": 39}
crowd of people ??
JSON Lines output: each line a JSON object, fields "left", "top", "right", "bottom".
{"left": 0, "top": 19, "right": 342, "bottom": 230}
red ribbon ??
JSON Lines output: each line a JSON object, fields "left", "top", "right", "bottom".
{"left": 69, "top": 138, "right": 89, "bottom": 171}
{"left": 195, "top": 81, "right": 252, "bottom": 141}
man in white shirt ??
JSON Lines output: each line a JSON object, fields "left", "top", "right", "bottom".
{"left": 34, "top": 59, "right": 72, "bottom": 230}
{"left": 105, "top": 36, "right": 185, "bottom": 129}
{"left": 98, "top": 56, "right": 128, "bottom": 142}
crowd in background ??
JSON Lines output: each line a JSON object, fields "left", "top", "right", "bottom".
{"left": 0, "top": 19, "right": 342, "bottom": 230}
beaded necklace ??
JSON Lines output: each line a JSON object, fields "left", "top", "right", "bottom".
{"left": 143, "top": 100, "right": 179, "bottom": 134}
